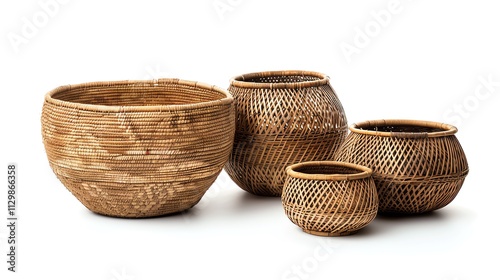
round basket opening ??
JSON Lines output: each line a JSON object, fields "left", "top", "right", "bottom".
{"left": 46, "top": 79, "right": 232, "bottom": 111}
{"left": 230, "top": 70, "right": 329, "bottom": 89}
{"left": 351, "top": 120, "right": 457, "bottom": 138}
{"left": 294, "top": 165, "right": 360, "bottom": 175}
{"left": 287, "top": 161, "right": 372, "bottom": 181}
{"left": 361, "top": 125, "right": 443, "bottom": 133}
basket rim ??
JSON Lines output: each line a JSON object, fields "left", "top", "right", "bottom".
{"left": 286, "top": 161, "right": 373, "bottom": 181}
{"left": 44, "top": 78, "right": 233, "bottom": 112}
{"left": 229, "top": 70, "right": 329, "bottom": 89}
{"left": 350, "top": 119, "right": 458, "bottom": 138}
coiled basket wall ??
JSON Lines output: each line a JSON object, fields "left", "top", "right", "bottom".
{"left": 224, "top": 70, "right": 348, "bottom": 196}
{"left": 41, "top": 79, "right": 235, "bottom": 218}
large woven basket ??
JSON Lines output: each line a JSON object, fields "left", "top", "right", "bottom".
{"left": 41, "top": 79, "right": 235, "bottom": 218}
{"left": 334, "top": 119, "right": 469, "bottom": 215}
{"left": 224, "top": 70, "right": 348, "bottom": 196}
{"left": 282, "top": 161, "right": 378, "bottom": 236}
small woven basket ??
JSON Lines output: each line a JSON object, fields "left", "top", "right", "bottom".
{"left": 225, "top": 70, "right": 348, "bottom": 196}
{"left": 282, "top": 161, "right": 378, "bottom": 236}
{"left": 334, "top": 119, "right": 469, "bottom": 214}
{"left": 41, "top": 79, "right": 235, "bottom": 218}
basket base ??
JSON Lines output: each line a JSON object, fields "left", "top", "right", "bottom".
{"left": 303, "top": 228, "right": 359, "bottom": 237}
{"left": 88, "top": 206, "right": 194, "bottom": 219}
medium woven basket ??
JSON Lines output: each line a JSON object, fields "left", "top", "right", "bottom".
{"left": 334, "top": 119, "right": 469, "bottom": 215}
{"left": 282, "top": 161, "right": 378, "bottom": 236}
{"left": 224, "top": 70, "right": 348, "bottom": 196}
{"left": 41, "top": 79, "right": 235, "bottom": 218}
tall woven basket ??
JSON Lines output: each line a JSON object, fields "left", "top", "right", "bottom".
{"left": 41, "top": 79, "right": 235, "bottom": 218}
{"left": 334, "top": 119, "right": 469, "bottom": 214}
{"left": 224, "top": 70, "right": 348, "bottom": 196}
{"left": 282, "top": 161, "right": 378, "bottom": 236}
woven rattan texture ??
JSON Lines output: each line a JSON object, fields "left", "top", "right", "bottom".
{"left": 334, "top": 121, "right": 469, "bottom": 214}
{"left": 282, "top": 162, "right": 378, "bottom": 236}
{"left": 224, "top": 71, "right": 348, "bottom": 196}
{"left": 42, "top": 79, "right": 235, "bottom": 218}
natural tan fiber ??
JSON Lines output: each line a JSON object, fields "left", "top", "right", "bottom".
{"left": 282, "top": 161, "right": 378, "bottom": 236}
{"left": 41, "top": 79, "right": 235, "bottom": 218}
{"left": 224, "top": 70, "right": 348, "bottom": 196}
{"left": 334, "top": 119, "right": 469, "bottom": 215}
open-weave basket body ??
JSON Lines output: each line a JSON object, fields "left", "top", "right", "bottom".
{"left": 334, "top": 120, "right": 469, "bottom": 215}
{"left": 41, "top": 79, "right": 235, "bottom": 218}
{"left": 282, "top": 161, "right": 378, "bottom": 236}
{"left": 224, "top": 71, "right": 348, "bottom": 196}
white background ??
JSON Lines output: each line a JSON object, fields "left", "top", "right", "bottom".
{"left": 1, "top": 0, "right": 499, "bottom": 279}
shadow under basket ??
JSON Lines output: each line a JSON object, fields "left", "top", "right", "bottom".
{"left": 41, "top": 79, "right": 235, "bottom": 218}
{"left": 334, "top": 119, "right": 469, "bottom": 215}
{"left": 282, "top": 161, "right": 378, "bottom": 236}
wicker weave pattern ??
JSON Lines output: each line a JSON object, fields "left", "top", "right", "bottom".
{"left": 282, "top": 161, "right": 378, "bottom": 236}
{"left": 225, "top": 71, "right": 348, "bottom": 196}
{"left": 334, "top": 119, "right": 469, "bottom": 214}
{"left": 42, "top": 79, "right": 235, "bottom": 218}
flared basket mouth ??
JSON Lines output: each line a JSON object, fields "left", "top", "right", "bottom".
{"left": 230, "top": 70, "right": 330, "bottom": 89}
{"left": 286, "top": 161, "right": 372, "bottom": 181}
{"left": 45, "top": 78, "right": 233, "bottom": 112}
{"left": 350, "top": 119, "right": 458, "bottom": 138}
